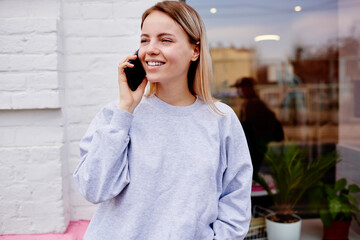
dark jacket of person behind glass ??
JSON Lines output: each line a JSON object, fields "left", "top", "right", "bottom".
{"left": 231, "top": 77, "right": 284, "bottom": 180}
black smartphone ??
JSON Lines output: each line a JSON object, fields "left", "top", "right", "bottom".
{"left": 124, "top": 50, "right": 146, "bottom": 91}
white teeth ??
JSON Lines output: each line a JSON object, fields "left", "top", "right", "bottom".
{"left": 147, "top": 62, "right": 163, "bottom": 66}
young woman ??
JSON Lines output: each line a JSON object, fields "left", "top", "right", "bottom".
{"left": 74, "top": 1, "right": 253, "bottom": 239}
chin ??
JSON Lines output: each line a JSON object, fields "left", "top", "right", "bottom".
{"left": 146, "top": 76, "right": 162, "bottom": 83}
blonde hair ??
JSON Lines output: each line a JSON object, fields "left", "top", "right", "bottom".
{"left": 141, "top": 1, "right": 222, "bottom": 114}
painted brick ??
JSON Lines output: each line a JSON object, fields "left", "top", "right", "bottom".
{"left": 0, "top": 54, "right": 10, "bottom": 71}
{"left": 0, "top": 36, "right": 25, "bottom": 53}
{"left": 0, "top": 126, "right": 58, "bottom": 147}
{"left": 27, "top": 72, "right": 59, "bottom": 90}
{"left": 0, "top": 145, "right": 66, "bottom": 234}
{"left": 0, "top": 1, "right": 28, "bottom": 18}
{"left": 0, "top": 127, "right": 16, "bottom": 145}
{"left": 69, "top": 141, "right": 80, "bottom": 158}
{"left": 80, "top": 72, "right": 114, "bottom": 89}
{"left": 30, "top": 216, "right": 67, "bottom": 234}
{"left": 65, "top": 36, "right": 141, "bottom": 54}
{"left": 23, "top": 34, "right": 58, "bottom": 54}
{"left": 0, "top": 73, "right": 27, "bottom": 91}
{"left": 0, "top": 72, "right": 58, "bottom": 91}
{"left": 61, "top": 2, "right": 82, "bottom": 19}
{"left": 113, "top": 1, "right": 157, "bottom": 18}
{"left": 0, "top": 200, "right": 18, "bottom": 219}
{"left": 18, "top": 201, "right": 64, "bottom": 218}
{"left": 67, "top": 124, "right": 90, "bottom": 142}
{"left": 0, "top": 0, "right": 58, "bottom": 18}
{"left": 63, "top": 19, "right": 139, "bottom": 37}
{"left": 11, "top": 90, "right": 60, "bottom": 109}
{"left": 15, "top": 126, "right": 63, "bottom": 146}
{"left": 0, "top": 18, "right": 57, "bottom": 34}
{"left": 0, "top": 217, "right": 33, "bottom": 234}
{"left": 0, "top": 34, "right": 57, "bottom": 55}
{"left": 66, "top": 88, "right": 116, "bottom": 107}
{"left": 9, "top": 54, "right": 57, "bottom": 71}
{"left": 66, "top": 108, "right": 82, "bottom": 124}
{"left": 0, "top": 110, "right": 62, "bottom": 127}
{"left": 0, "top": 0, "right": 160, "bottom": 235}
{"left": 65, "top": 72, "right": 84, "bottom": 89}
{"left": 81, "top": 3, "right": 113, "bottom": 19}
{"left": 0, "top": 92, "right": 13, "bottom": 109}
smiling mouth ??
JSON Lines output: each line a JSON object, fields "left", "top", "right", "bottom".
{"left": 146, "top": 61, "right": 165, "bottom": 66}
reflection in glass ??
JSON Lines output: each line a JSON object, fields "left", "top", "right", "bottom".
{"left": 187, "top": 1, "right": 360, "bottom": 233}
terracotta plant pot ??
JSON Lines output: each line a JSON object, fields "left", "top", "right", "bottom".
{"left": 323, "top": 220, "right": 351, "bottom": 240}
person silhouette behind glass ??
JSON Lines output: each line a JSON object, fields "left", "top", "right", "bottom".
{"left": 231, "top": 77, "right": 284, "bottom": 181}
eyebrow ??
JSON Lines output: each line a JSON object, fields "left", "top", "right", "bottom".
{"left": 141, "top": 33, "right": 176, "bottom": 38}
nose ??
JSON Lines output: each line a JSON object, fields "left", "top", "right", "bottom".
{"left": 146, "top": 41, "right": 160, "bottom": 55}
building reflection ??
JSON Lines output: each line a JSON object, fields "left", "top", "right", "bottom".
{"left": 211, "top": 45, "right": 339, "bottom": 148}
{"left": 188, "top": 0, "right": 360, "bottom": 234}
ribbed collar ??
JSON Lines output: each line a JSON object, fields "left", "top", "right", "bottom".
{"left": 144, "top": 95, "right": 202, "bottom": 117}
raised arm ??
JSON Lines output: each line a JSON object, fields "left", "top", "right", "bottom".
{"left": 74, "top": 52, "right": 147, "bottom": 204}
{"left": 73, "top": 104, "right": 134, "bottom": 204}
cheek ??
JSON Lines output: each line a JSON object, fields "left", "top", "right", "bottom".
{"left": 166, "top": 48, "right": 193, "bottom": 65}
{"left": 138, "top": 48, "right": 146, "bottom": 66}
{"left": 138, "top": 48, "right": 145, "bottom": 60}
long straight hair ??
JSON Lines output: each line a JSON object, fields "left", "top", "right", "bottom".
{"left": 141, "top": 1, "right": 222, "bottom": 114}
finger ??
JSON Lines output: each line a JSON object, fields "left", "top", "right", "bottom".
{"left": 123, "top": 54, "right": 137, "bottom": 63}
{"left": 118, "top": 62, "right": 134, "bottom": 73}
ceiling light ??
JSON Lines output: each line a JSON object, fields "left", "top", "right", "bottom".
{"left": 294, "top": 6, "right": 302, "bottom": 12}
{"left": 210, "top": 8, "right": 217, "bottom": 14}
{"left": 254, "top": 35, "right": 280, "bottom": 42}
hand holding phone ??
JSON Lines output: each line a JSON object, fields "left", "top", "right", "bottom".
{"left": 124, "top": 50, "right": 146, "bottom": 91}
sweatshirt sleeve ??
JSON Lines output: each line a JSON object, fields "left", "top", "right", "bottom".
{"left": 73, "top": 102, "right": 133, "bottom": 204}
{"left": 213, "top": 110, "right": 253, "bottom": 240}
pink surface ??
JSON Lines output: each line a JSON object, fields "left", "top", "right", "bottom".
{"left": 0, "top": 220, "right": 90, "bottom": 240}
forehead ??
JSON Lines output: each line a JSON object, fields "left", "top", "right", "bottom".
{"left": 141, "top": 11, "right": 186, "bottom": 37}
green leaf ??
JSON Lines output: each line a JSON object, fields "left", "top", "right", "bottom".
{"left": 349, "top": 184, "right": 360, "bottom": 193}
{"left": 320, "top": 209, "right": 332, "bottom": 227}
{"left": 341, "top": 202, "right": 351, "bottom": 216}
{"left": 308, "top": 186, "right": 324, "bottom": 210}
{"left": 334, "top": 178, "right": 347, "bottom": 192}
{"left": 329, "top": 198, "right": 342, "bottom": 219}
{"left": 344, "top": 194, "right": 359, "bottom": 206}
{"left": 325, "top": 185, "right": 336, "bottom": 198}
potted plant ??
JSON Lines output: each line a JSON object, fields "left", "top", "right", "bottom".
{"left": 257, "top": 144, "right": 339, "bottom": 240}
{"left": 309, "top": 178, "right": 360, "bottom": 240}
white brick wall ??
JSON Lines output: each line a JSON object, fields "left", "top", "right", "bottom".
{"left": 0, "top": 0, "right": 60, "bottom": 110}
{"left": 0, "top": 0, "right": 159, "bottom": 235}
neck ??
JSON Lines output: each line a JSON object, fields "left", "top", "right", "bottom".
{"left": 155, "top": 81, "right": 196, "bottom": 107}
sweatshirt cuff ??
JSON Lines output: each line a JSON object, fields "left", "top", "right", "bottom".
{"left": 110, "top": 108, "right": 134, "bottom": 131}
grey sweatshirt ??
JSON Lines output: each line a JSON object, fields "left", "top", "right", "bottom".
{"left": 74, "top": 95, "right": 253, "bottom": 240}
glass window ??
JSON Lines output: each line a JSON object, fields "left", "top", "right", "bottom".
{"left": 187, "top": 0, "right": 360, "bottom": 231}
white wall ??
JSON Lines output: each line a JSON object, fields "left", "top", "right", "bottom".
{"left": 0, "top": 0, "right": 158, "bottom": 235}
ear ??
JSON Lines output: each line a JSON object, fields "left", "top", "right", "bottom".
{"left": 191, "top": 42, "right": 200, "bottom": 62}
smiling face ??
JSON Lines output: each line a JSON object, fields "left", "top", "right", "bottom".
{"left": 139, "top": 11, "right": 199, "bottom": 88}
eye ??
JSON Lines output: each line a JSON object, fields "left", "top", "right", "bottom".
{"left": 161, "top": 38, "right": 173, "bottom": 43}
{"left": 140, "top": 38, "right": 149, "bottom": 43}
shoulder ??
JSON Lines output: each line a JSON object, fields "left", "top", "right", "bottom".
{"left": 193, "top": 100, "right": 242, "bottom": 133}
{"left": 214, "top": 101, "right": 236, "bottom": 115}
{"left": 213, "top": 100, "right": 245, "bottom": 134}
{"left": 213, "top": 101, "right": 240, "bottom": 124}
